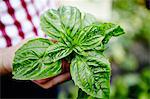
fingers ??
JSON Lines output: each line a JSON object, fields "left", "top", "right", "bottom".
{"left": 33, "top": 72, "right": 71, "bottom": 89}
{"left": 33, "top": 78, "right": 52, "bottom": 84}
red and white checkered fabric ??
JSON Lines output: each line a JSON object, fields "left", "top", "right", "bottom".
{"left": 0, "top": 0, "right": 58, "bottom": 48}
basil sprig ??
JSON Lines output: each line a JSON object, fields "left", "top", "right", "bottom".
{"left": 13, "top": 6, "right": 124, "bottom": 98}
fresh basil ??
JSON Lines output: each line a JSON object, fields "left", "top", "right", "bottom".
{"left": 13, "top": 6, "right": 124, "bottom": 98}
{"left": 40, "top": 6, "right": 96, "bottom": 42}
{"left": 71, "top": 51, "right": 110, "bottom": 98}
{"left": 12, "top": 38, "right": 62, "bottom": 80}
{"left": 77, "top": 88, "right": 96, "bottom": 99}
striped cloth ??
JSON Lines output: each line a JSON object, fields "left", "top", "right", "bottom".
{"left": 0, "top": 0, "right": 58, "bottom": 48}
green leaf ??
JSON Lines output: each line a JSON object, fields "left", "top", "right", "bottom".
{"left": 46, "top": 42, "right": 73, "bottom": 62}
{"left": 74, "top": 23, "right": 124, "bottom": 52}
{"left": 98, "top": 23, "right": 125, "bottom": 44}
{"left": 70, "top": 51, "right": 110, "bottom": 98}
{"left": 75, "top": 25, "right": 103, "bottom": 51}
{"left": 77, "top": 88, "right": 98, "bottom": 99}
{"left": 12, "top": 38, "right": 63, "bottom": 80}
{"left": 40, "top": 6, "right": 96, "bottom": 42}
{"left": 40, "top": 9, "right": 63, "bottom": 40}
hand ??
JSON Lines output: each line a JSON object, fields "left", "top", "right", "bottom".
{"left": 33, "top": 59, "right": 71, "bottom": 89}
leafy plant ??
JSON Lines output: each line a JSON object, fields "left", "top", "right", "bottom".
{"left": 12, "top": 6, "right": 124, "bottom": 98}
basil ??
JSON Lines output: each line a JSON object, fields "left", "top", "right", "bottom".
{"left": 13, "top": 6, "right": 124, "bottom": 98}
{"left": 12, "top": 38, "right": 62, "bottom": 80}
{"left": 71, "top": 51, "right": 110, "bottom": 98}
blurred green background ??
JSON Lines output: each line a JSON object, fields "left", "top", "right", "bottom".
{"left": 57, "top": 0, "right": 150, "bottom": 99}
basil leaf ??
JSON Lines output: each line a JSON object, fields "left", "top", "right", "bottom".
{"left": 77, "top": 88, "right": 98, "bottom": 99}
{"left": 75, "top": 25, "right": 103, "bottom": 51}
{"left": 40, "top": 9, "right": 63, "bottom": 40}
{"left": 70, "top": 51, "right": 110, "bottom": 98}
{"left": 12, "top": 38, "right": 62, "bottom": 80}
{"left": 98, "top": 23, "right": 125, "bottom": 44}
{"left": 46, "top": 42, "right": 73, "bottom": 62}
{"left": 40, "top": 6, "right": 96, "bottom": 41}
{"left": 75, "top": 23, "right": 125, "bottom": 51}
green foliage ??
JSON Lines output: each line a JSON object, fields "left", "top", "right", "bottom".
{"left": 71, "top": 51, "right": 110, "bottom": 98}
{"left": 109, "top": 0, "right": 150, "bottom": 99}
{"left": 77, "top": 88, "right": 96, "bottom": 99}
{"left": 12, "top": 6, "right": 124, "bottom": 98}
{"left": 12, "top": 38, "right": 62, "bottom": 80}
